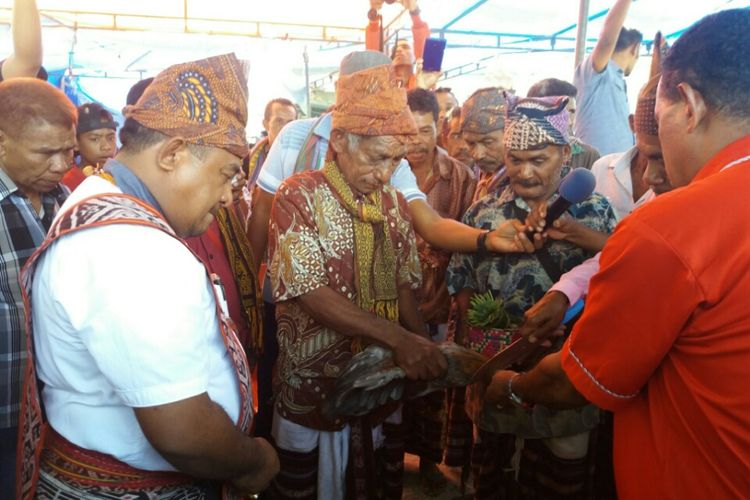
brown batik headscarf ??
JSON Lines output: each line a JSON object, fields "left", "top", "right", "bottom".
{"left": 331, "top": 64, "right": 417, "bottom": 141}
{"left": 125, "top": 53, "right": 250, "bottom": 158}
{"left": 325, "top": 64, "right": 417, "bottom": 329}
{"left": 460, "top": 87, "right": 507, "bottom": 134}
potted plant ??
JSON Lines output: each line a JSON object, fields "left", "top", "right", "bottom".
{"left": 465, "top": 291, "right": 521, "bottom": 358}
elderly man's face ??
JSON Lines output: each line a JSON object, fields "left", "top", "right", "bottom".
{"left": 332, "top": 131, "right": 406, "bottom": 196}
{"left": 164, "top": 145, "right": 242, "bottom": 237}
{"left": 637, "top": 133, "right": 672, "bottom": 195}
{"left": 77, "top": 127, "right": 117, "bottom": 168}
{"left": 463, "top": 129, "right": 504, "bottom": 173}
{"left": 505, "top": 144, "right": 569, "bottom": 204}
{"left": 0, "top": 120, "right": 76, "bottom": 194}
{"left": 445, "top": 116, "right": 472, "bottom": 166}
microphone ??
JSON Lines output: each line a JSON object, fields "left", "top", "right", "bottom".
{"left": 528, "top": 168, "right": 596, "bottom": 233}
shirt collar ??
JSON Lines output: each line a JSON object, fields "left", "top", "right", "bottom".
{"left": 103, "top": 159, "right": 164, "bottom": 215}
{"left": 316, "top": 113, "right": 333, "bottom": 140}
{"left": 0, "top": 168, "right": 19, "bottom": 202}
{"left": 693, "top": 134, "right": 750, "bottom": 182}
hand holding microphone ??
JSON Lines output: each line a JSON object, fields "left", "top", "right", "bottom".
{"left": 524, "top": 168, "right": 596, "bottom": 247}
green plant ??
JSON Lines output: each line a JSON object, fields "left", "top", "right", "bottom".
{"left": 466, "top": 291, "right": 518, "bottom": 330}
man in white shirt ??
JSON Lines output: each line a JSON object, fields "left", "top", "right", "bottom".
{"left": 589, "top": 114, "right": 653, "bottom": 221}
{"left": 19, "top": 53, "right": 279, "bottom": 500}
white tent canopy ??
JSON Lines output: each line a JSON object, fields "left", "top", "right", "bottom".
{"left": 1, "top": 0, "right": 747, "bottom": 137}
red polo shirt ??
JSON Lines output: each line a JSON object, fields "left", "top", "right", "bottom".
{"left": 561, "top": 135, "right": 750, "bottom": 499}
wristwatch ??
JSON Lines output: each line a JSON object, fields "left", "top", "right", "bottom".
{"left": 476, "top": 230, "right": 490, "bottom": 255}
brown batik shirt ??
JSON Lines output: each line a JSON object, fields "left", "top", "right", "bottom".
{"left": 414, "top": 147, "right": 476, "bottom": 324}
{"left": 268, "top": 170, "right": 421, "bottom": 431}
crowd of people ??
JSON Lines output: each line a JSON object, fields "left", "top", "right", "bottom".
{"left": 1, "top": 0, "right": 750, "bottom": 499}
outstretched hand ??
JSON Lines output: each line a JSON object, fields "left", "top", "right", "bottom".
{"left": 519, "top": 291, "right": 570, "bottom": 346}
{"left": 485, "top": 219, "right": 537, "bottom": 254}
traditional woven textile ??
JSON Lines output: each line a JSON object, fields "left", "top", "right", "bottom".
{"left": 460, "top": 87, "right": 506, "bottom": 134}
{"left": 322, "top": 161, "right": 399, "bottom": 327}
{"left": 331, "top": 65, "right": 417, "bottom": 140}
{"left": 125, "top": 53, "right": 249, "bottom": 157}
{"left": 215, "top": 206, "right": 264, "bottom": 357}
{"left": 503, "top": 93, "right": 570, "bottom": 151}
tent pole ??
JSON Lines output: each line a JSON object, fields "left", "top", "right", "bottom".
{"left": 303, "top": 46, "right": 311, "bottom": 117}
{"left": 574, "top": 0, "right": 590, "bottom": 68}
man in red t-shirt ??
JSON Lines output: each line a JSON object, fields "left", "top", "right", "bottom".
{"left": 483, "top": 9, "right": 750, "bottom": 499}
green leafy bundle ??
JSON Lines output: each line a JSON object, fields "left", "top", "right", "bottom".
{"left": 466, "top": 291, "right": 518, "bottom": 330}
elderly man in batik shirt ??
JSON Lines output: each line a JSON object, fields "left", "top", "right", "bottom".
{"left": 446, "top": 95, "right": 618, "bottom": 499}
{"left": 268, "top": 65, "right": 447, "bottom": 500}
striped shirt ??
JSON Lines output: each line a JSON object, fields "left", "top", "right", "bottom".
{"left": 0, "top": 168, "right": 68, "bottom": 428}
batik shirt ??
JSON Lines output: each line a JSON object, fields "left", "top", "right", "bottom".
{"left": 447, "top": 180, "right": 617, "bottom": 319}
{"left": 416, "top": 147, "right": 476, "bottom": 325}
{"left": 447, "top": 177, "right": 618, "bottom": 436}
{"left": 268, "top": 170, "right": 421, "bottom": 431}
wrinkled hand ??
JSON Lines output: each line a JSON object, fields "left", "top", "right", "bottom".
{"left": 486, "top": 219, "right": 536, "bottom": 254}
{"left": 393, "top": 332, "right": 448, "bottom": 380}
{"left": 524, "top": 201, "right": 583, "bottom": 244}
{"left": 229, "top": 438, "right": 280, "bottom": 495}
{"left": 484, "top": 370, "right": 516, "bottom": 407}
{"left": 519, "top": 291, "right": 570, "bottom": 346}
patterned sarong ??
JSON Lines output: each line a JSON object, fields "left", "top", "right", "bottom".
{"left": 17, "top": 193, "right": 254, "bottom": 500}
{"left": 35, "top": 428, "right": 209, "bottom": 499}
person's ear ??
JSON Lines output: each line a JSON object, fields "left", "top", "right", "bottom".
{"left": 155, "top": 136, "right": 191, "bottom": 173}
{"left": 330, "top": 129, "right": 348, "bottom": 155}
{"left": 561, "top": 144, "right": 572, "bottom": 165}
{"left": 677, "top": 82, "right": 708, "bottom": 133}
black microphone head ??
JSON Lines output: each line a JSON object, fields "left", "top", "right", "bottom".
{"left": 559, "top": 168, "right": 596, "bottom": 204}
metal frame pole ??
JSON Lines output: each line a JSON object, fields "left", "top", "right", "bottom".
{"left": 574, "top": 0, "right": 591, "bottom": 68}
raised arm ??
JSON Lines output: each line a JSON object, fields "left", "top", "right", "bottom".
{"left": 408, "top": 198, "right": 535, "bottom": 254}
{"left": 591, "top": 0, "right": 634, "bottom": 73}
{"left": 2, "top": 0, "right": 43, "bottom": 80}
